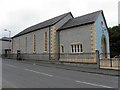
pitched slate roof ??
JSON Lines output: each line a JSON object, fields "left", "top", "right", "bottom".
{"left": 58, "top": 10, "right": 102, "bottom": 30}
{"left": 13, "top": 12, "right": 72, "bottom": 38}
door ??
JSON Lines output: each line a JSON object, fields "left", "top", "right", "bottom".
{"left": 101, "top": 35, "right": 107, "bottom": 58}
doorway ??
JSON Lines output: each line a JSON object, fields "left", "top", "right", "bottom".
{"left": 101, "top": 35, "right": 107, "bottom": 58}
{"left": 4, "top": 49, "right": 11, "bottom": 58}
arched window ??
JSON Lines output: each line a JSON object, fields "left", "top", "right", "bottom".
{"left": 101, "top": 21, "right": 104, "bottom": 28}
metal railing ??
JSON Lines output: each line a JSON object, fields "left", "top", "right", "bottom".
{"left": 100, "top": 58, "right": 120, "bottom": 67}
{"left": 2, "top": 52, "right": 97, "bottom": 63}
{"left": 99, "top": 53, "right": 120, "bottom": 69}
{"left": 2, "top": 52, "right": 119, "bottom": 70}
{"left": 59, "top": 53, "right": 97, "bottom": 63}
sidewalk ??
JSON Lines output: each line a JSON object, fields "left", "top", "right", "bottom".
{"left": 19, "top": 59, "right": 119, "bottom": 77}
{"left": 3, "top": 59, "right": 119, "bottom": 76}
{"left": 100, "top": 66, "right": 120, "bottom": 70}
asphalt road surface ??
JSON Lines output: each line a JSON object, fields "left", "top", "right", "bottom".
{"left": 2, "top": 59, "right": 119, "bottom": 88}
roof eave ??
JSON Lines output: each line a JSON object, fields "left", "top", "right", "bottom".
{"left": 12, "top": 24, "right": 54, "bottom": 38}
{"left": 58, "top": 22, "right": 95, "bottom": 31}
{"left": 12, "top": 12, "right": 72, "bottom": 39}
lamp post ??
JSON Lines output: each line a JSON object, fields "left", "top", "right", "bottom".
{"left": 4, "top": 29, "right": 11, "bottom": 58}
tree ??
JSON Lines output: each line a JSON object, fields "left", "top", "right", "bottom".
{"left": 109, "top": 25, "right": 120, "bottom": 58}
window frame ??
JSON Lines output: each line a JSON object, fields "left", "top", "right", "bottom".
{"left": 25, "top": 36, "right": 27, "bottom": 53}
{"left": 44, "top": 31, "right": 47, "bottom": 52}
{"left": 32, "top": 34, "right": 36, "bottom": 53}
{"left": 61, "top": 44, "right": 64, "bottom": 53}
{"left": 71, "top": 43, "right": 83, "bottom": 53}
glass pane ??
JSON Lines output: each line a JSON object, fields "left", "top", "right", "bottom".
{"left": 77, "top": 44, "right": 80, "bottom": 52}
{"left": 80, "top": 44, "right": 83, "bottom": 52}
{"left": 71, "top": 45, "right": 74, "bottom": 53}
{"left": 75, "top": 45, "right": 76, "bottom": 52}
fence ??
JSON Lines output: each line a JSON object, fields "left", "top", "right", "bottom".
{"left": 2, "top": 52, "right": 98, "bottom": 64}
{"left": 2, "top": 52, "right": 120, "bottom": 70}
{"left": 59, "top": 53, "right": 97, "bottom": 63}
{"left": 100, "top": 58, "right": 120, "bottom": 69}
{"left": 100, "top": 53, "right": 120, "bottom": 70}
{"left": 2, "top": 53, "right": 49, "bottom": 61}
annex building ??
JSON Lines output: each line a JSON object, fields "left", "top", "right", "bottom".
{"left": 11, "top": 10, "right": 110, "bottom": 63}
{"left": 0, "top": 37, "right": 11, "bottom": 57}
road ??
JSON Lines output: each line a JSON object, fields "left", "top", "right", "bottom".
{"left": 2, "top": 59, "right": 118, "bottom": 88}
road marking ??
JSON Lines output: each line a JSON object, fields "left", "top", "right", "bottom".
{"left": 4, "top": 64, "right": 17, "bottom": 68}
{"left": 24, "top": 69, "right": 53, "bottom": 77}
{"left": 75, "top": 80, "right": 113, "bottom": 88}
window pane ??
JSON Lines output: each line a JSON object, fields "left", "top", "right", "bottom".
{"left": 25, "top": 37, "right": 27, "bottom": 52}
{"left": 34, "top": 34, "right": 36, "bottom": 52}
{"left": 19, "top": 38, "right": 20, "bottom": 50}
{"left": 71, "top": 45, "right": 74, "bottom": 53}
{"left": 77, "top": 44, "right": 80, "bottom": 52}
{"left": 75, "top": 45, "right": 76, "bottom": 52}
{"left": 61, "top": 45, "right": 64, "bottom": 53}
{"left": 80, "top": 44, "right": 83, "bottom": 52}
{"left": 44, "top": 32, "right": 47, "bottom": 51}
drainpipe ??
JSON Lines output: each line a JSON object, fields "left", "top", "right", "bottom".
{"left": 58, "top": 31, "right": 60, "bottom": 60}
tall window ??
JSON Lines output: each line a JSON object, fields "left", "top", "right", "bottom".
{"left": 33, "top": 34, "right": 36, "bottom": 53}
{"left": 80, "top": 44, "right": 83, "bottom": 52}
{"left": 44, "top": 32, "right": 47, "bottom": 51}
{"left": 18, "top": 38, "right": 20, "bottom": 50}
{"left": 12, "top": 40, "right": 13, "bottom": 53}
{"left": 61, "top": 45, "right": 64, "bottom": 53}
{"left": 71, "top": 44, "right": 83, "bottom": 53}
{"left": 25, "top": 37, "right": 27, "bottom": 52}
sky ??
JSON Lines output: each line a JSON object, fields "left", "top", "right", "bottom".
{"left": 0, "top": 0, "right": 119, "bottom": 38}
{"left": 118, "top": 1, "right": 120, "bottom": 25}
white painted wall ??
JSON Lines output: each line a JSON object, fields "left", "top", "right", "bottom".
{"left": 0, "top": 40, "right": 11, "bottom": 55}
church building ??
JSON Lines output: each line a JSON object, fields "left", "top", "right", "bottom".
{"left": 12, "top": 10, "right": 110, "bottom": 63}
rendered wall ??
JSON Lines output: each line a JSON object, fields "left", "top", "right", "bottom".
{"left": 59, "top": 25, "right": 92, "bottom": 53}
{"left": 12, "top": 27, "right": 50, "bottom": 54}
{"left": 95, "top": 12, "right": 110, "bottom": 58}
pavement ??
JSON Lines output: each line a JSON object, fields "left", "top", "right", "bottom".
{"left": 11, "top": 59, "right": 120, "bottom": 77}
{"left": 100, "top": 67, "right": 119, "bottom": 70}
{"left": 2, "top": 59, "right": 119, "bottom": 88}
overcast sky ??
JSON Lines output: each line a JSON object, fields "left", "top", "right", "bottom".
{"left": 0, "top": 0, "right": 119, "bottom": 38}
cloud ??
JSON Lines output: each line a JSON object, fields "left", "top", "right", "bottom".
{"left": 0, "top": 0, "right": 119, "bottom": 38}
{"left": 118, "top": 1, "right": 120, "bottom": 25}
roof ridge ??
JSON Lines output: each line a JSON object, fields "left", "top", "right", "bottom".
{"left": 74, "top": 10, "right": 102, "bottom": 19}
{"left": 24, "top": 12, "right": 71, "bottom": 30}
{"left": 35, "top": 12, "right": 71, "bottom": 25}
{"left": 58, "top": 10, "right": 103, "bottom": 30}
{"left": 12, "top": 12, "right": 71, "bottom": 38}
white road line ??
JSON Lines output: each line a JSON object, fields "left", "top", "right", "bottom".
{"left": 75, "top": 80, "right": 113, "bottom": 88}
{"left": 4, "top": 64, "right": 17, "bottom": 68}
{"left": 24, "top": 69, "right": 53, "bottom": 77}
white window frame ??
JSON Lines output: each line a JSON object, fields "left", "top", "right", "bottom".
{"left": 71, "top": 43, "right": 83, "bottom": 53}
